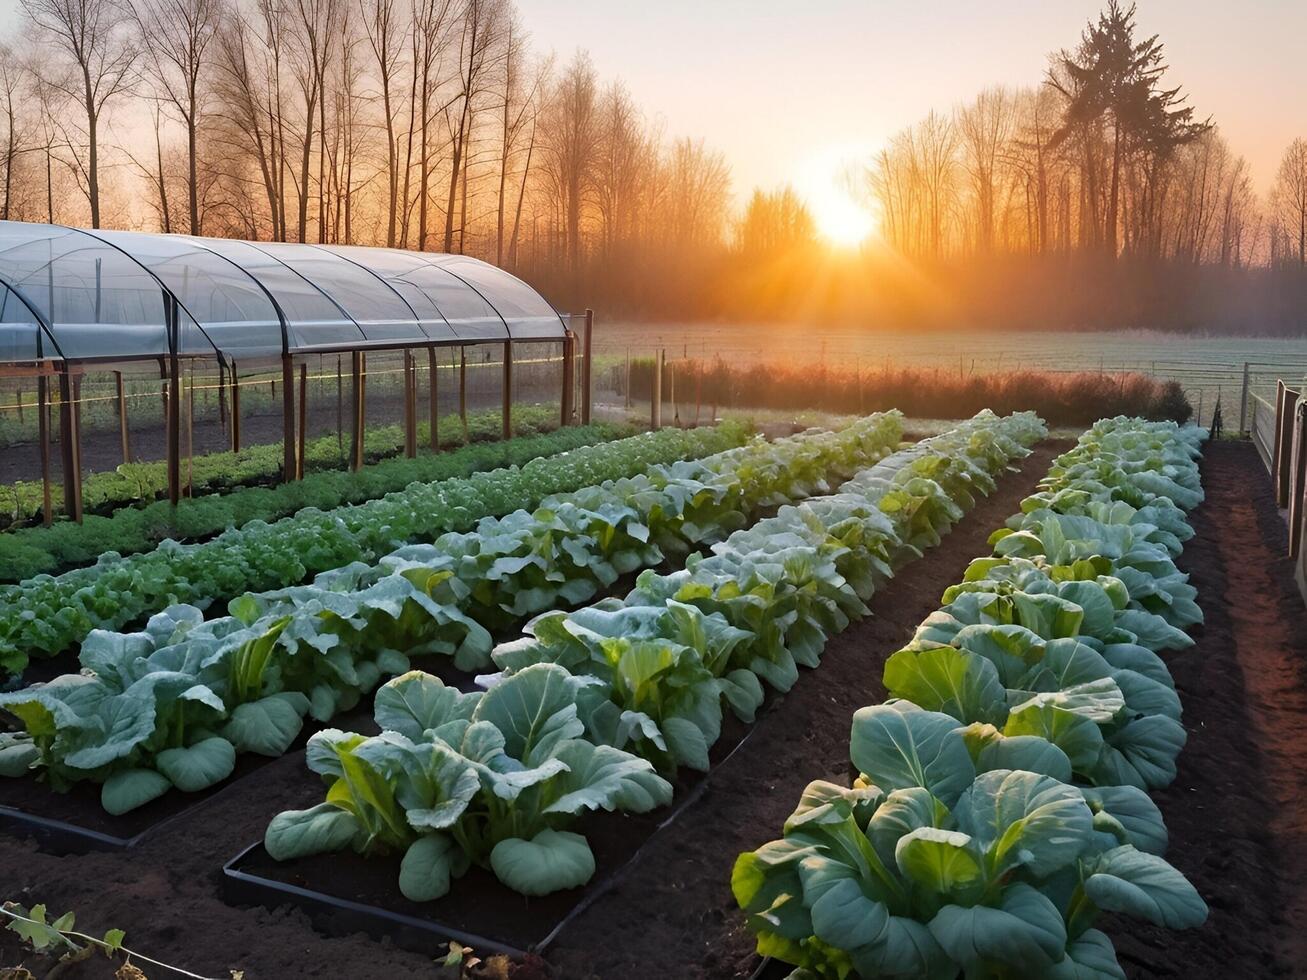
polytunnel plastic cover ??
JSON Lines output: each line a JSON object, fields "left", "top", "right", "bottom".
{"left": 0, "top": 221, "right": 566, "bottom": 364}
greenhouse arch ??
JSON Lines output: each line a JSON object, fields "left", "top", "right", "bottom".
{"left": 0, "top": 221, "right": 593, "bottom": 521}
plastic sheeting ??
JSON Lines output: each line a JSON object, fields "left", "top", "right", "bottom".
{"left": 0, "top": 221, "right": 566, "bottom": 364}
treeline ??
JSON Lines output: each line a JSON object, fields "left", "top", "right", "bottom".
{"left": 0, "top": 0, "right": 1304, "bottom": 332}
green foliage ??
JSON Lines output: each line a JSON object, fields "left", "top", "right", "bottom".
{"left": 0, "top": 404, "right": 563, "bottom": 539}
{"left": 734, "top": 416, "right": 1211, "bottom": 979}
{"left": 265, "top": 665, "right": 672, "bottom": 898}
{"left": 0, "top": 423, "right": 748, "bottom": 675}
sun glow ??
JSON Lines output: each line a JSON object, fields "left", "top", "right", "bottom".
{"left": 799, "top": 148, "right": 876, "bottom": 248}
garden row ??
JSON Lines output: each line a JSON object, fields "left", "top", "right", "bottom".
{"left": 252, "top": 410, "right": 1046, "bottom": 905}
{"left": 732, "top": 416, "right": 1210, "bottom": 979}
{"left": 0, "top": 412, "right": 596, "bottom": 585}
{"left": 0, "top": 423, "right": 752, "bottom": 677}
{"left": 0, "top": 413, "right": 906, "bottom": 817}
{"left": 0, "top": 399, "right": 556, "bottom": 540}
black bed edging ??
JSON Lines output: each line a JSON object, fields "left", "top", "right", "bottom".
{"left": 221, "top": 722, "right": 761, "bottom": 957}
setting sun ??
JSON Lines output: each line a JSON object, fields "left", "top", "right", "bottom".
{"left": 799, "top": 149, "right": 876, "bottom": 247}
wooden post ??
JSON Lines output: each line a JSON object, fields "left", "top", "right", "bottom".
{"left": 349, "top": 350, "right": 364, "bottom": 471}
{"left": 502, "top": 340, "right": 513, "bottom": 441}
{"left": 403, "top": 349, "right": 417, "bottom": 458}
{"left": 115, "top": 369, "right": 130, "bottom": 463}
{"left": 651, "top": 348, "right": 663, "bottom": 430}
{"left": 694, "top": 362, "right": 701, "bottom": 427}
{"left": 624, "top": 347, "right": 631, "bottom": 410}
{"left": 1291, "top": 403, "right": 1307, "bottom": 560}
{"left": 167, "top": 346, "right": 182, "bottom": 506}
{"left": 336, "top": 355, "right": 343, "bottom": 459}
{"left": 218, "top": 359, "right": 228, "bottom": 437}
{"left": 581, "top": 308, "right": 593, "bottom": 425}
{"left": 230, "top": 359, "right": 242, "bottom": 452}
{"left": 186, "top": 365, "right": 195, "bottom": 495}
{"left": 458, "top": 347, "right": 468, "bottom": 442}
{"left": 281, "top": 353, "right": 296, "bottom": 483}
{"left": 37, "top": 371, "right": 52, "bottom": 526}
{"left": 428, "top": 347, "right": 439, "bottom": 451}
{"left": 297, "top": 362, "right": 308, "bottom": 478}
{"left": 671, "top": 360, "right": 679, "bottom": 427}
{"left": 561, "top": 333, "right": 574, "bottom": 426}
{"left": 1238, "top": 361, "right": 1250, "bottom": 435}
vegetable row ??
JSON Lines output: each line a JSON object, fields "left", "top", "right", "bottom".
{"left": 258, "top": 410, "right": 1047, "bottom": 902}
{"left": 733, "top": 416, "right": 1210, "bottom": 980}
{"left": 0, "top": 423, "right": 750, "bottom": 676}
{"left": 0, "top": 405, "right": 578, "bottom": 583}
{"left": 0, "top": 414, "right": 903, "bottom": 816}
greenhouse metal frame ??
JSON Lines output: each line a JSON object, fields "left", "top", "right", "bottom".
{"left": 0, "top": 221, "right": 593, "bottom": 523}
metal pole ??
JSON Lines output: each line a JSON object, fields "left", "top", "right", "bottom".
{"left": 336, "top": 355, "right": 343, "bottom": 459}
{"left": 115, "top": 369, "right": 129, "bottom": 463}
{"left": 428, "top": 347, "right": 439, "bottom": 451}
{"left": 502, "top": 340, "right": 513, "bottom": 441}
{"left": 581, "top": 308, "right": 593, "bottom": 425}
{"left": 624, "top": 347, "right": 631, "bottom": 410}
{"left": 281, "top": 352, "right": 296, "bottom": 483}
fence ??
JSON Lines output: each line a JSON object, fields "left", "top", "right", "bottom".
{"left": 1251, "top": 379, "right": 1307, "bottom": 600}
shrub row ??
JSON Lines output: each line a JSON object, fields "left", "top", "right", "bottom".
{"left": 619, "top": 356, "right": 1193, "bottom": 426}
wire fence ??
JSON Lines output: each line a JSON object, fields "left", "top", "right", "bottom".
{"left": 589, "top": 322, "right": 1307, "bottom": 429}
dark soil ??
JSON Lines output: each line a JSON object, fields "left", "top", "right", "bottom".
{"left": 2, "top": 439, "right": 1302, "bottom": 980}
{"left": 1105, "top": 440, "right": 1307, "bottom": 978}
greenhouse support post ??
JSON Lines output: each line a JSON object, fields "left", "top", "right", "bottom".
{"left": 349, "top": 351, "right": 363, "bottom": 471}
{"left": 297, "top": 362, "right": 308, "bottom": 478}
{"left": 561, "top": 331, "right": 575, "bottom": 426}
{"left": 459, "top": 347, "right": 468, "bottom": 441}
{"left": 582, "top": 308, "right": 593, "bottom": 424}
{"left": 230, "top": 360, "right": 242, "bottom": 452}
{"left": 37, "top": 371, "right": 51, "bottom": 526}
{"left": 404, "top": 349, "right": 417, "bottom": 458}
{"left": 502, "top": 341, "right": 513, "bottom": 441}
{"left": 115, "top": 370, "right": 129, "bottom": 464}
{"left": 428, "top": 347, "right": 439, "bottom": 450}
{"left": 281, "top": 353, "right": 296, "bottom": 483}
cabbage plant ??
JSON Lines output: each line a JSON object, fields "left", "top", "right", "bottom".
{"left": 264, "top": 664, "right": 672, "bottom": 899}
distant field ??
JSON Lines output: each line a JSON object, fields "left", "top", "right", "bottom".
{"left": 590, "top": 321, "right": 1307, "bottom": 426}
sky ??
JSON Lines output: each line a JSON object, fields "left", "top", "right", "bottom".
{"left": 518, "top": 0, "right": 1307, "bottom": 230}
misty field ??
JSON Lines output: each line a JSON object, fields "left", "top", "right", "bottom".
{"left": 592, "top": 322, "right": 1307, "bottom": 423}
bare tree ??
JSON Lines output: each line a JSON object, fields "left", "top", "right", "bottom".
{"left": 132, "top": 0, "right": 220, "bottom": 234}
{"left": 1273, "top": 138, "right": 1307, "bottom": 267}
{"left": 22, "top": 0, "right": 138, "bottom": 227}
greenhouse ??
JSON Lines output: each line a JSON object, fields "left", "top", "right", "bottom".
{"left": 0, "top": 221, "right": 591, "bottom": 522}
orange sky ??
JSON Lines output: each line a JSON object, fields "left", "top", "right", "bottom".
{"left": 519, "top": 0, "right": 1307, "bottom": 213}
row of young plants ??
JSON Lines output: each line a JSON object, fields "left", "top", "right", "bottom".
{"left": 0, "top": 406, "right": 571, "bottom": 582}
{"left": 0, "top": 404, "right": 562, "bottom": 539}
{"left": 256, "top": 410, "right": 1047, "bottom": 903}
{"left": 0, "top": 414, "right": 903, "bottom": 816}
{"left": 0, "top": 424, "right": 750, "bottom": 677}
{"left": 732, "top": 416, "right": 1210, "bottom": 980}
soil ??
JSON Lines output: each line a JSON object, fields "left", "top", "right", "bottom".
{"left": 1, "top": 439, "right": 1304, "bottom": 980}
